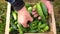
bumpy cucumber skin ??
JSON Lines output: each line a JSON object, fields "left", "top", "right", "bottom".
{"left": 40, "top": 2, "right": 48, "bottom": 18}
{"left": 36, "top": 3, "right": 46, "bottom": 23}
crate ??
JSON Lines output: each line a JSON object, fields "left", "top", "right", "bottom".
{"left": 5, "top": 2, "right": 56, "bottom": 34}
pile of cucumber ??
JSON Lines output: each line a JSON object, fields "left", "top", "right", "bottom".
{"left": 9, "top": 1, "right": 50, "bottom": 34}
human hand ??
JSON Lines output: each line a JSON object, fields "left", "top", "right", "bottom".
{"left": 18, "top": 6, "right": 33, "bottom": 27}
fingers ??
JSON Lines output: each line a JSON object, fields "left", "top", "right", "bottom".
{"left": 38, "top": 16, "right": 41, "bottom": 20}
{"left": 33, "top": 9, "right": 36, "bottom": 12}
{"left": 21, "top": 19, "right": 29, "bottom": 27}
{"left": 34, "top": 14, "right": 39, "bottom": 17}
{"left": 32, "top": 9, "right": 41, "bottom": 20}
{"left": 32, "top": 10, "right": 39, "bottom": 18}
{"left": 32, "top": 11, "right": 37, "bottom": 15}
{"left": 22, "top": 16, "right": 33, "bottom": 27}
{"left": 22, "top": 17, "right": 33, "bottom": 27}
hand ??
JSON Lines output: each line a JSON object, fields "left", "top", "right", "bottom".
{"left": 32, "top": 9, "right": 41, "bottom": 20}
{"left": 18, "top": 6, "right": 33, "bottom": 27}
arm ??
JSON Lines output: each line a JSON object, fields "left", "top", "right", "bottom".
{"left": 5, "top": 0, "right": 33, "bottom": 27}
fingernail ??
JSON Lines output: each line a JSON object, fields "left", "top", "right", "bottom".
{"left": 34, "top": 14, "right": 38, "bottom": 18}
{"left": 38, "top": 17, "right": 41, "bottom": 20}
{"left": 33, "top": 9, "right": 35, "bottom": 12}
{"left": 32, "top": 11, "right": 37, "bottom": 15}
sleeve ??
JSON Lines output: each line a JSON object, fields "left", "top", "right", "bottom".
{"left": 6, "top": 0, "right": 25, "bottom": 11}
{"left": 49, "top": 0, "right": 54, "bottom": 2}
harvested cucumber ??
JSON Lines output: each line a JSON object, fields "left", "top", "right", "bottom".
{"left": 38, "top": 21, "right": 42, "bottom": 32}
{"left": 28, "top": 7, "right": 32, "bottom": 13}
{"left": 29, "top": 20, "right": 39, "bottom": 30}
{"left": 40, "top": 29, "right": 45, "bottom": 32}
{"left": 17, "top": 24, "right": 23, "bottom": 34}
{"left": 10, "top": 22, "right": 17, "bottom": 30}
{"left": 43, "top": 26, "right": 49, "bottom": 31}
{"left": 12, "top": 11, "right": 17, "bottom": 20}
{"left": 29, "top": 29, "right": 37, "bottom": 33}
{"left": 40, "top": 2, "right": 48, "bottom": 18}
{"left": 36, "top": 3, "right": 46, "bottom": 23}
{"left": 25, "top": 4, "right": 31, "bottom": 9}
{"left": 40, "top": 24, "right": 47, "bottom": 28}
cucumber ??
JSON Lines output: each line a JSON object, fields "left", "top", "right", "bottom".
{"left": 33, "top": 5, "right": 36, "bottom": 9}
{"left": 29, "top": 20, "right": 39, "bottom": 30}
{"left": 28, "top": 7, "right": 32, "bottom": 13}
{"left": 25, "top": 4, "right": 32, "bottom": 10}
{"left": 15, "top": 21, "right": 18, "bottom": 25}
{"left": 29, "top": 29, "right": 37, "bottom": 33}
{"left": 11, "top": 23, "right": 17, "bottom": 30}
{"left": 36, "top": 3, "right": 46, "bottom": 23}
{"left": 40, "top": 24, "right": 47, "bottom": 28}
{"left": 38, "top": 21, "right": 42, "bottom": 31}
{"left": 9, "top": 27, "right": 18, "bottom": 34}
{"left": 9, "top": 27, "right": 13, "bottom": 32}
{"left": 12, "top": 11, "right": 17, "bottom": 20}
{"left": 17, "top": 24, "right": 24, "bottom": 34}
{"left": 40, "top": 2, "right": 49, "bottom": 18}
{"left": 40, "top": 29, "right": 45, "bottom": 32}
{"left": 43, "top": 26, "right": 49, "bottom": 31}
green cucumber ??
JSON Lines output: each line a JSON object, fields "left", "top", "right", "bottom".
{"left": 12, "top": 11, "right": 17, "bottom": 20}
{"left": 33, "top": 5, "right": 36, "bottom": 9}
{"left": 29, "top": 29, "right": 37, "bottom": 33}
{"left": 28, "top": 7, "right": 32, "bottom": 13}
{"left": 38, "top": 21, "right": 42, "bottom": 31}
{"left": 40, "top": 2, "right": 48, "bottom": 18}
{"left": 29, "top": 20, "right": 39, "bottom": 30}
{"left": 40, "top": 24, "right": 47, "bottom": 28}
{"left": 36, "top": 3, "right": 46, "bottom": 23}
{"left": 11, "top": 23, "right": 17, "bottom": 30}
{"left": 15, "top": 21, "right": 18, "bottom": 25}
{"left": 9, "top": 27, "right": 13, "bottom": 32}
{"left": 17, "top": 24, "right": 24, "bottom": 34}
{"left": 43, "top": 26, "right": 49, "bottom": 31}
{"left": 25, "top": 4, "right": 31, "bottom": 9}
{"left": 29, "top": 20, "right": 39, "bottom": 27}
{"left": 40, "top": 29, "right": 45, "bottom": 32}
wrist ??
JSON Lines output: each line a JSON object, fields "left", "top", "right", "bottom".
{"left": 18, "top": 6, "right": 27, "bottom": 15}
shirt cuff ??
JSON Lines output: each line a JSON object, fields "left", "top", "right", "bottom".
{"left": 6, "top": 0, "right": 25, "bottom": 11}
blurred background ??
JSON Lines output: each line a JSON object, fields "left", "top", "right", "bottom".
{"left": 0, "top": 0, "right": 60, "bottom": 34}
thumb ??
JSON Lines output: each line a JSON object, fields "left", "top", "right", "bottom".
{"left": 28, "top": 16, "right": 33, "bottom": 22}
{"left": 22, "top": 20, "right": 29, "bottom": 27}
